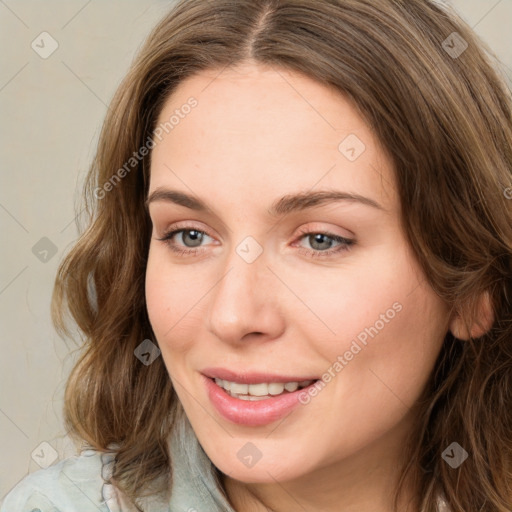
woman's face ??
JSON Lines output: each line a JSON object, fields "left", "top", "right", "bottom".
{"left": 145, "top": 62, "right": 451, "bottom": 486}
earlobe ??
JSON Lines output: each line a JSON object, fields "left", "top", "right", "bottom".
{"left": 449, "top": 290, "right": 494, "bottom": 340}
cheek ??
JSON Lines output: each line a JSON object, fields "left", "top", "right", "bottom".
{"left": 285, "top": 245, "right": 417, "bottom": 348}
{"left": 317, "top": 291, "right": 448, "bottom": 462}
{"left": 364, "top": 284, "right": 449, "bottom": 401}
{"left": 145, "top": 246, "right": 210, "bottom": 355}
{"left": 145, "top": 248, "right": 183, "bottom": 350}
{"left": 292, "top": 244, "right": 449, "bottom": 397}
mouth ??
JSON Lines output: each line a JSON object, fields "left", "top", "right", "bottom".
{"left": 202, "top": 373, "right": 321, "bottom": 426}
{"left": 210, "top": 377, "right": 316, "bottom": 401}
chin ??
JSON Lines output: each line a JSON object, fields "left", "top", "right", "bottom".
{"left": 208, "top": 447, "right": 315, "bottom": 484}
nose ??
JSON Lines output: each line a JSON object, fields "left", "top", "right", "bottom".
{"left": 206, "top": 245, "right": 285, "bottom": 346}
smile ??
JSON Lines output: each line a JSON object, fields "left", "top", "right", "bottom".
{"left": 214, "top": 378, "right": 315, "bottom": 400}
{"left": 202, "top": 374, "right": 320, "bottom": 426}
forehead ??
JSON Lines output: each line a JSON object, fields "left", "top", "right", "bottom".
{"left": 149, "top": 63, "right": 397, "bottom": 213}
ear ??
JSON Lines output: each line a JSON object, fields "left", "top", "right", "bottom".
{"left": 449, "top": 290, "right": 494, "bottom": 340}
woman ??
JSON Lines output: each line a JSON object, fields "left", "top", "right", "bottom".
{"left": 2, "top": 0, "right": 511, "bottom": 511}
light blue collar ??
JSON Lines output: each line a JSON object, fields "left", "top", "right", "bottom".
{"left": 166, "top": 406, "right": 236, "bottom": 512}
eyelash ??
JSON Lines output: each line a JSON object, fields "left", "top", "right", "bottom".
{"left": 156, "top": 224, "right": 355, "bottom": 259}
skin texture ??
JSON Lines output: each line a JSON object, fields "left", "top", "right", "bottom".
{"left": 145, "top": 62, "right": 456, "bottom": 511}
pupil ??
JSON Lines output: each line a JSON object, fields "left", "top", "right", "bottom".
{"left": 311, "top": 233, "right": 331, "bottom": 250}
{"left": 185, "top": 230, "right": 202, "bottom": 247}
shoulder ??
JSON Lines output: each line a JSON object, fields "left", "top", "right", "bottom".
{"left": 0, "top": 449, "right": 122, "bottom": 512}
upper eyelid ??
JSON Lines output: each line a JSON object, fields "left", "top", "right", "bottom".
{"left": 157, "top": 218, "right": 354, "bottom": 237}
{"left": 160, "top": 221, "right": 215, "bottom": 238}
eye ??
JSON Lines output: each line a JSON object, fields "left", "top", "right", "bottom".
{"left": 157, "top": 226, "right": 213, "bottom": 257}
{"left": 293, "top": 227, "right": 354, "bottom": 258}
{"left": 156, "top": 224, "right": 355, "bottom": 259}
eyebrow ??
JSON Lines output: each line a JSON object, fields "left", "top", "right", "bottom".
{"left": 145, "top": 188, "right": 385, "bottom": 216}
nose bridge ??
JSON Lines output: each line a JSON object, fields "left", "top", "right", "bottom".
{"left": 206, "top": 236, "right": 283, "bottom": 343}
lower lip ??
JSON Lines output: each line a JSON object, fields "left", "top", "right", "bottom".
{"left": 202, "top": 374, "right": 318, "bottom": 427}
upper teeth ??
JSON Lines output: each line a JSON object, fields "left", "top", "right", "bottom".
{"left": 214, "top": 379, "right": 314, "bottom": 396}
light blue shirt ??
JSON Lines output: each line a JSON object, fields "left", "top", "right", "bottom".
{"left": 1, "top": 412, "right": 451, "bottom": 511}
{"left": 0, "top": 413, "right": 235, "bottom": 511}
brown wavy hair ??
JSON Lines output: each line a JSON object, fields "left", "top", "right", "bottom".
{"left": 51, "top": 0, "right": 512, "bottom": 510}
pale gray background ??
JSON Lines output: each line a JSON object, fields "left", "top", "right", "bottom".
{"left": 1, "top": 0, "right": 511, "bottom": 502}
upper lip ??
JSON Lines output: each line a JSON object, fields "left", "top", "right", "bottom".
{"left": 201, "top": 367, "right": 319, "bottom": 384}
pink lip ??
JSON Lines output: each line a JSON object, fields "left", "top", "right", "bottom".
{"left": 201, "top": 367, "right": 319, "bottom": 384}
{"left": 201, "top": 373, "right": 319, "bottom": 427}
